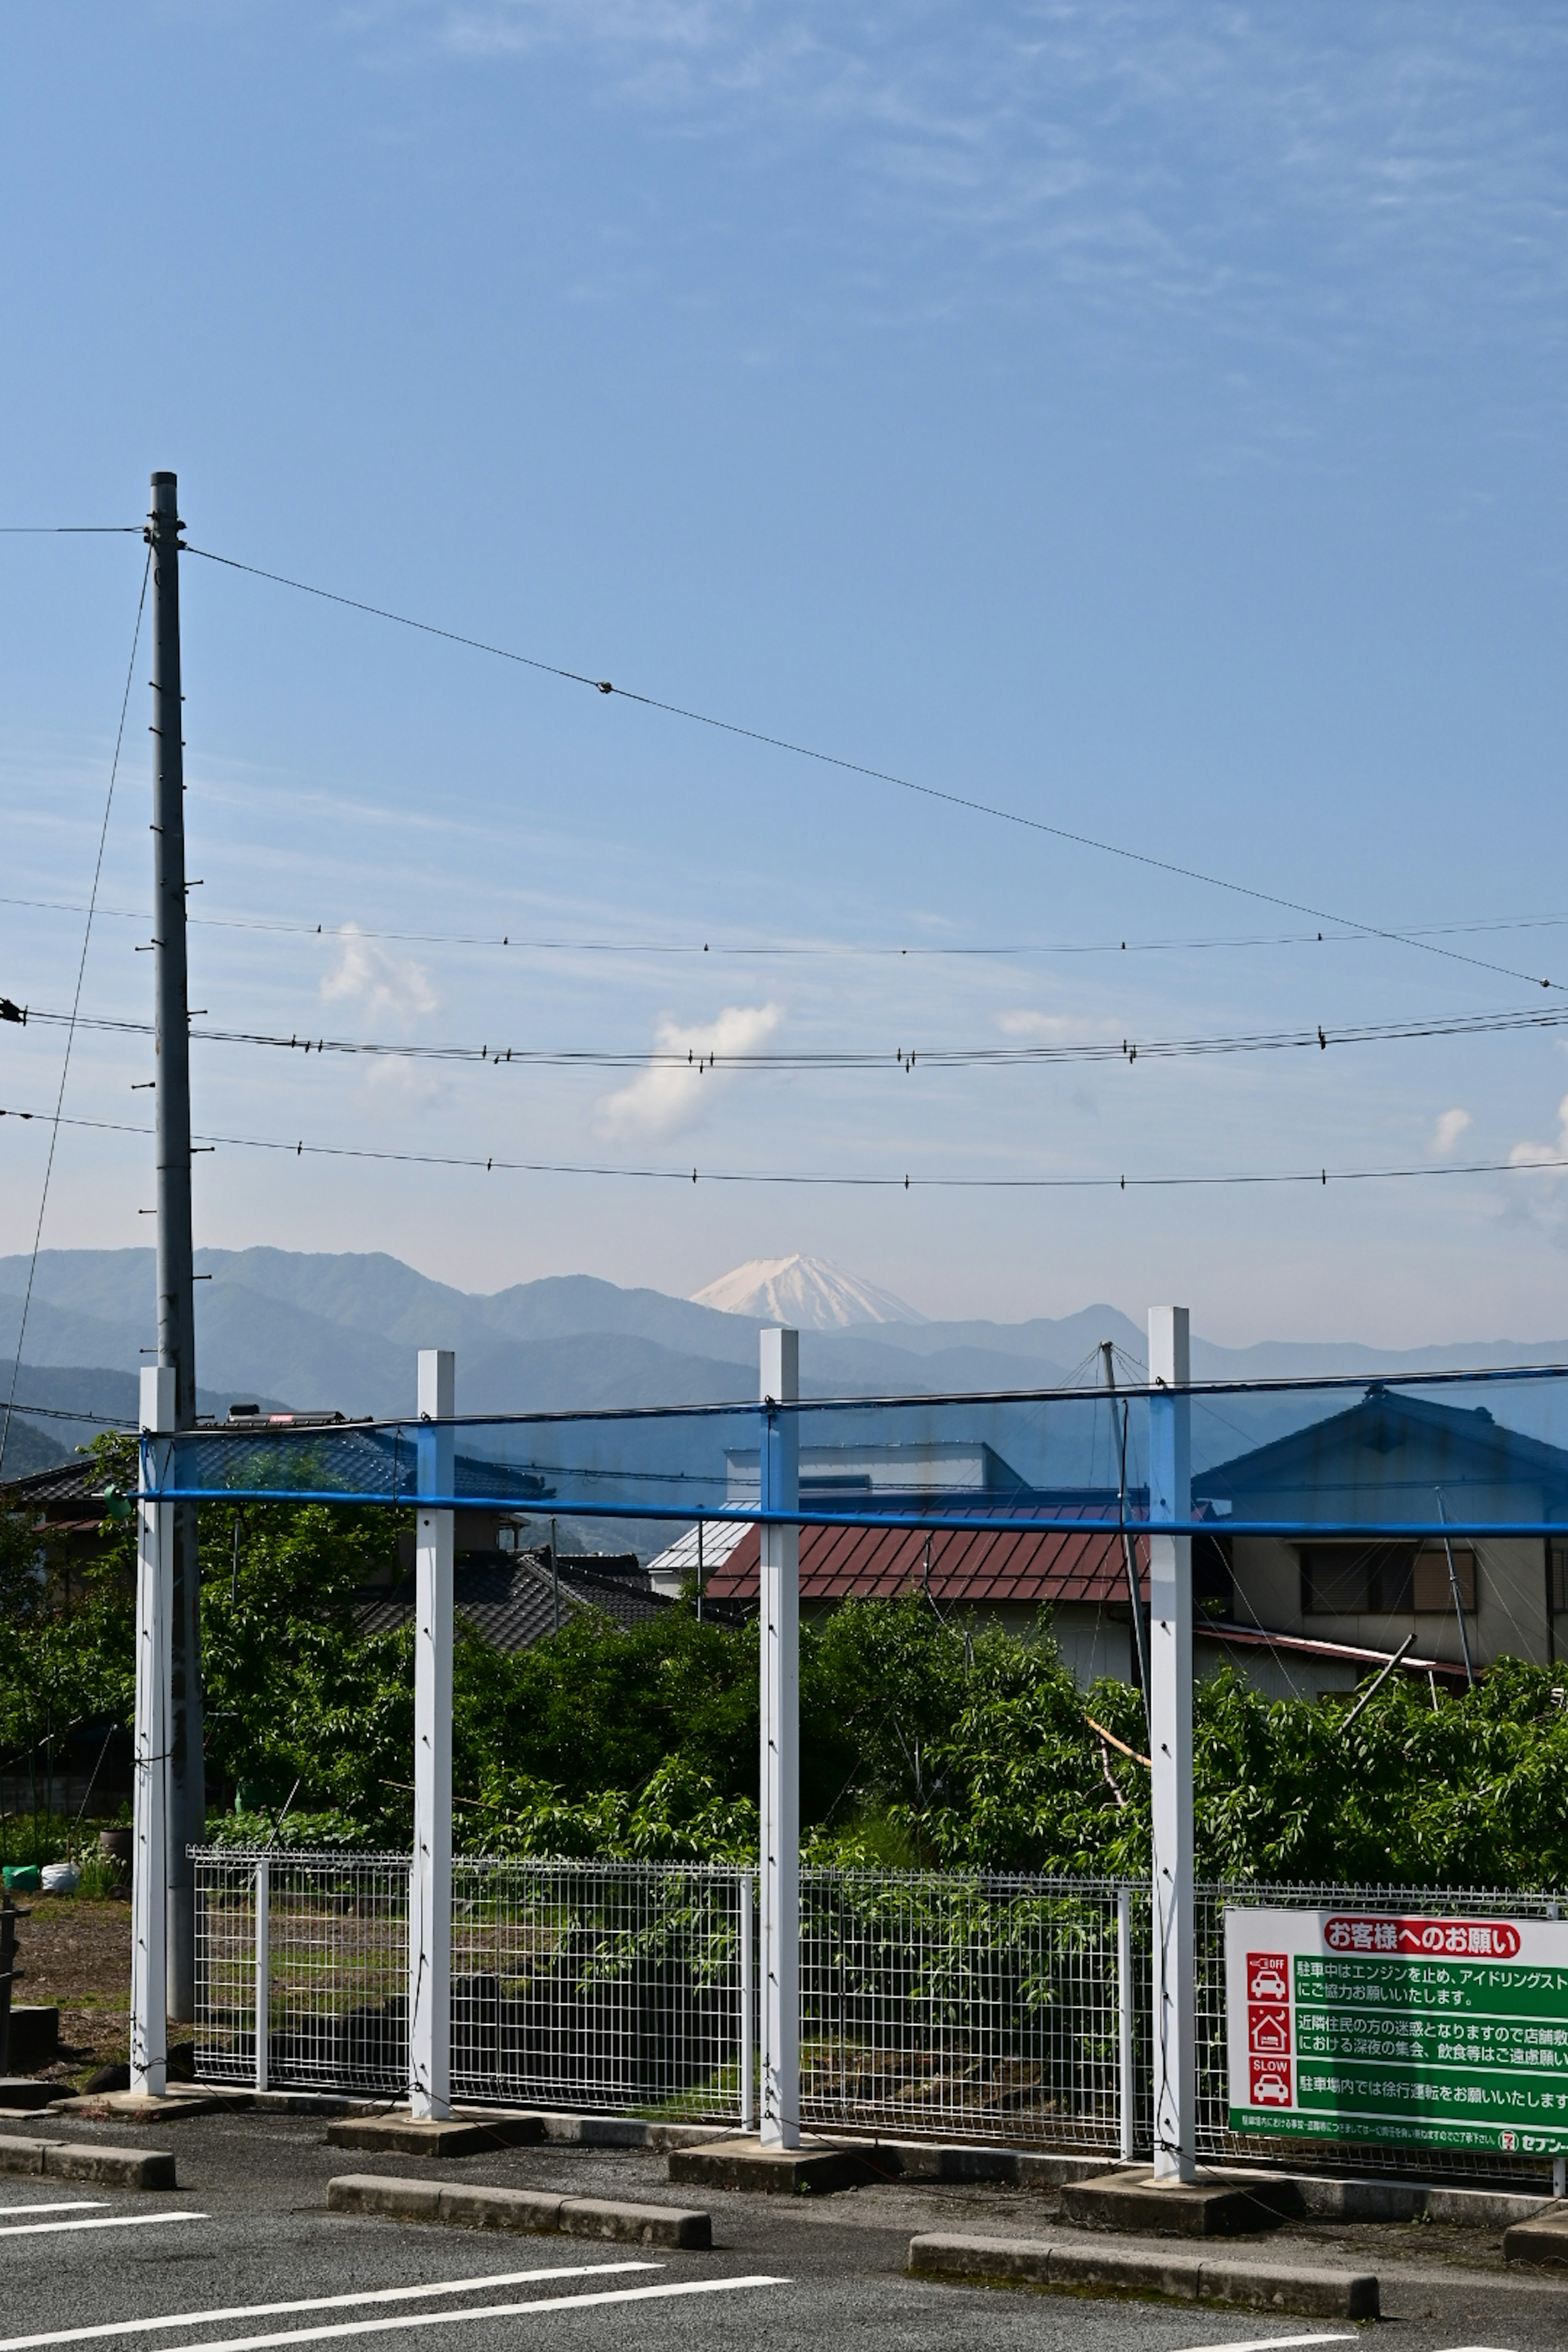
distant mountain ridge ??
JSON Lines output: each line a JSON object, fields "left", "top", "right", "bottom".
{"left": 1, "top": 1249, "right": 1565, "bottom": 1435}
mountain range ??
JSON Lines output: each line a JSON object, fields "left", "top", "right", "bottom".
{"left": 2, "top": 1247, "right": 1566, "bottom": 1493}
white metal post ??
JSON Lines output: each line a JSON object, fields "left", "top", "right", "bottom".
{"left": 758, "top": 1327, "right": 800, "bottom": 2149}
{"left": 131, "top": 1365, "right": 174, "bottom": 2099}
{"left": 1148, "top": 1306, "right": 1194, "bottom": 2183}
{"left": 1117, "top": 1882, "right": 1135, "bottom": 2163}
{"left": 253, "top": 1857, "right": 270, "bottom": 2094}
{"left": 739, "top": 1869, "right": 755, "bottom": 2131}
{"left": 410, "top": 1348, "right": 454, "bottom": 2122}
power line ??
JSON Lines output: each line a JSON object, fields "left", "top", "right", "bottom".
{"left": 183, "top": 541, "right": 1564, "bottom": 999}
{"left": 0, "top": 526, "right": 141, "bottom": 535}
{"left": 3, "top": 1098, "right": 1566, "bottom": 1196}
{"left": 8, "top": 891, "right": 1568, "bottom": 961}
{"left": 11, "top": 998, "right": 1568, "bottom": 1071}
{"left": 0, "top": 552, "right": 150, "bottom": 1480}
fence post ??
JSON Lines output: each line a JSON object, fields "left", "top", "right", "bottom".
{"left": 1117, "top": 1882, "right": 1135, "bottom": 2162}
{"left": 410, "top": 1348, "right": 454, "bottom": 2122}
{"left": 254, "top": 1857, "right": 270, "bottom": 2094}
{"left": 1148, "top": 1305, "right": 1194, "bottom": 2184}
{"left": 1552, "top": 1900, "right": 1566, "bottom": 2201}
{"left": 758, "top": 1327, "right": 800, "bottom": 2149}
{"left": 739, "top": 1868, "right": 755, "bottom": 2131}
{"left": 130, "top": 1365, "right": 174, "bottom": 2099}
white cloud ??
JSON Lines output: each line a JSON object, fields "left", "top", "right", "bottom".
{"left": 321, "top": 924, "right": 440, "bottom": 1022}
{"left": 363, "top": 1055, "right": 451, "bottom": 1112}
{"left": 598, "top": 1002, "right": 783, "bottom": 1139}
{"left": 1509, "top": 1093, "right": 1568, "bottom": 1173}
{"left": 996, "top": 1009, "right": 1121, "bottom": 1043}
{"left": 1430, "top": 1107, "right": 1472, "bottom": 1158}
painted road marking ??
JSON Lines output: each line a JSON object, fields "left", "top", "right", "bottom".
{"left": 0, "top": 2265, "right": 661, "bottom": 2351}
{"left": 175, "top": 2275, "right": 790, "bottom": 2352}
{"left": 1170, "top": 2338, "right": 1359, "bottom": 2352}
{"left": 0, "top": 2204, "right": 107, "bottom": 2220}
{"left": 0, "top": 2212, "right": 207, "bottom": 2242}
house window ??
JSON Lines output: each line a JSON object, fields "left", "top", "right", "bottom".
{"left": 1549, "top": 1541, "right": 1568, "bottom": 1616}
{"left": 1412, "top": 1546, "right": 1476, "bottom": 1613}
{"left": 1300, "top": 1544, "right": 1413, "bottom": 1615}
{"left": 1299, "top": 1543, "right": 1477, "bottom": 1616}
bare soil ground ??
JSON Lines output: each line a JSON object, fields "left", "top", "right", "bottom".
{"left": 7, "top": 1893, "right": 132, "bottom": 2080}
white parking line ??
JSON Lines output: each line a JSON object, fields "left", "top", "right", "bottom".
{"left": 0, "top": 2263, "right": 659, "bottom": 2352}
{"left": 0, "top": 2204, "right": 107, "bottom": 2220}
{"left": 176, "top": 2275, "right": 790, "bottom": 2352}
{"left": 1169, "top": 2337, "right": 1359, "bottom": 2352}
{"left": 0, "top": 2212, "right": 207, "bottom": 2242}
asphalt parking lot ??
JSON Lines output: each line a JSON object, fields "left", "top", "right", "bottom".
{"left": 1, "top": 2111, "right": 1567, "bottom": 2352}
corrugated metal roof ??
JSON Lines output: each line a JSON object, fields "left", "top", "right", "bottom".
{"left": 706, "top": 1511, "right": 1149, "bottom": 1608}
{"left": 646, "top": 1521, "right": 751, "bottom": 1577}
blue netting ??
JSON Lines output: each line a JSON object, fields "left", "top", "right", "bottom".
{"left": 142, "top": 1364, "right": 1568, "bottom": 1538}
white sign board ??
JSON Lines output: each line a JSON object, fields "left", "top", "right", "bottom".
{"left": 1225, "top": 1904, "right": 1568, "bottom": 2156}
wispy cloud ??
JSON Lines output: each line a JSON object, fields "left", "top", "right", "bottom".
{"left": 1430, "top": 1107, "right": 1472, "bottom": 1157}
{"left": 320, "top": 922, "right": 440, "bottom": 1023}
{"left": 598, "top": 1001, "right": 783, "bottom": 1138}
{"left": 1509, "top": 1092, "right": 1568, "bottom": 1172}
{"left": 997, "top": 1008, "right": 1121, "bottom": 1043}
{"left": 380, "top": 2, "right": 1568, "bottom": 393}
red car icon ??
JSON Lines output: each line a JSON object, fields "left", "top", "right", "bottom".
{"left": 1252, "top": 2070, "right": 1292, "bottom": 2106}
{"left": 1247, "top": 1957, "right": 1289, "bottom": 2002}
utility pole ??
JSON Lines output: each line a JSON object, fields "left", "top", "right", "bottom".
{"left": 1147, "top": 1305, "right": 1194, "bottom": 2185}
{"left": 147, "top": 472, "right": 203, "bottom": 2022}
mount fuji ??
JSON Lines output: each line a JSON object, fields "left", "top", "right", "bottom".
{"left": 690, "top": 1254, "right": 926, "bottom": 1331}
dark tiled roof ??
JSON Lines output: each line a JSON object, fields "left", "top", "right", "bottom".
{"left": 706, "top": 1511, "right": 1149, "bottom": 1609}
{"left": 0, "top": 1459, "right": 114, "bottom": 1510}
{"left": 354, "top": 1552, "right": 674, "bottom": 1653}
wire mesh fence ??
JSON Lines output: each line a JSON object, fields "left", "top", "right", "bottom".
{"left": 194, "top": 1848, "right": 410, "bottom": 2093}
{"left": 192, "top": 1846, "right": 1560, "bottom": 2185}
{"left": 798, "top": 1867, "right": 1148, "bottom": 2153}
{"left": 449, "top": 1859, "right": 747, "bottom": 2119}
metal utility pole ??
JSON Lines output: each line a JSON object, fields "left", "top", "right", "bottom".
{"left": 1147, "top": 1305, "right": 1194, "bottom": 2185}
{"left": 758, "top": 1327, "right": 800, "bottom": 2149}
{"left": 147, "top": 472, "right": 204, "bottom": 2022}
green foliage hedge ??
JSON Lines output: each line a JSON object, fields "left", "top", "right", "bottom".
{"left": 6, "top": 1452, "right": 1568, "bottom": 1889}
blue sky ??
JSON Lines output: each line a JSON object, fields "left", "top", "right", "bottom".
{"left": 3, "top": 3, "right": 1568, "bottom": 1342}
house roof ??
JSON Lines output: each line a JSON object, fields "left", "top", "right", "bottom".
{"left": 646, "top": 1521, "right": 751, "bottom": 1579}
{"left": 1195, "top": 1385, "right": 1568, "bottom": 1511}
{"left": 704, "top": 1510, "right": 1149, "bottom": 1610}
{"left": 0, "top": 1459, "right": 115, "bottom": 1512}
{"left": 354, "top": 1551, "right": 673, "bottom": 1652}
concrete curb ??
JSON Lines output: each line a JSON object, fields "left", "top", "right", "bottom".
{"left": 327, "top": 2174, "right": 711, "bottom": 2249}
{"left": 908, "top": 2232, "right": 1378, "bottom": 2319}
{"left": 326, "top": 2117, "right": 545, "bottom": 2158}
{"left": 0, "top": 2134, "right": 176, "bottom": 2191}
{"left": 1503, "top": 2205, "right": 1568, "bottom": 2266}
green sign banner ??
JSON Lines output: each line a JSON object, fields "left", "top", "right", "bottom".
{"left": 1224, "top": 1904, "right": 1568, "bottom": 2156}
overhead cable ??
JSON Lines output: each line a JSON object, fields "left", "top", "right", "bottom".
{"left": 7, "top": 892, "right": 1568, "bottom": 962}
{"left": 11, "top": 999, "right": 1568, "bottom": 1071}
{"left": 0, "top": 552, "right": 150, "bottom": 1480}
{"left": 3, "top": 1100, "right": 1566, "bottom": 1196}
{"left": 183, "top": 541, "right": 1563, "bottom": 998}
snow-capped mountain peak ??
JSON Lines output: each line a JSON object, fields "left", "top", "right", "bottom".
{"left": 691, "top": 1254, "right": 925, "bottom": 1330}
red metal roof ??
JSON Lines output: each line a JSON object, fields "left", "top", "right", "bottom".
{"left": 706, "top": 1511, "right": 1149, "bottom": 1609}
